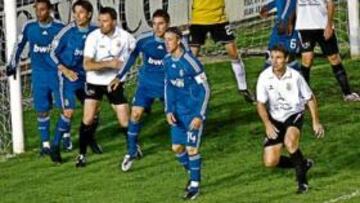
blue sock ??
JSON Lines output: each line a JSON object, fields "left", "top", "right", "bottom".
{"left": 189, "top": 154, "right": 201, "bottom": 182}
{"left": 127, "top": 120, "right": 140, "bottom": 157}
{"left": 53, "top": 114, "right": 71, "bottom": 147}
{"left": 176, "top": 151, "right": 189, "bottom": 171}
{"left": 37, "top": 116, "right": 50, "bottom": 144}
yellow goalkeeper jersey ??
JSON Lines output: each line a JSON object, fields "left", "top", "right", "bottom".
{"left": 191, "top": 0, "right": 228, "bottom": 25}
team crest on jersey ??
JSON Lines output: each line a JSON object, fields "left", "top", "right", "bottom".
{"left": 179, "top": 69, "right": 184, "bottom": 77}
{"left": 157, "top": 45, "right": 164, "bottom": 50}
{"left": 171, "top": 64, "right": 176, "bottom": 68}
{"left": 42, "top": 31, "right": 48, "bottom": 35}
{"left": 269, "top": 85, "right": 274, "bottom": 90}
{"left": 286, "top": 83, "right": 291, "bottom": 91}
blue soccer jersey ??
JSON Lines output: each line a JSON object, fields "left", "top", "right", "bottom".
{"left": 10, "top": 19, "right": 64, "bottom": 73}
{"left": 50, "top": 22, "right": 97, "bottom": 82}
{"left": 164, "top": 51, "right": 210, "bottom": 147}
{"left": 265, "top": 0, "right": 300, "bottom": 54}
{"left": 117, "top": 32, "right": 167, "bottom": 97}
{"left": 49, "top": 22, "right": 97, "bottom": 109}
{"left": 9, "top": 19, "right": 64, "bottom": 112}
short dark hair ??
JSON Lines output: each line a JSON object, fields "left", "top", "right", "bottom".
{"left": 35, "top": 0, "right": 52, "bottom": 9}
{"left": 270, "top": 44, "right": 289, "bottom": 58}
{"left": 99, "top": 7, "right": 117, "bottom": 20}
{"left": 165, "top": 27, "right": 183, "bottom": 39}
{"left": 72, "top": 0, "right": 93, "bottom": 16}
{"left": 152, "top": 9, "right": 170, "bottom": 23}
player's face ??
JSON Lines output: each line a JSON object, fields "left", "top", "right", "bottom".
{"left": 74, "top": 5, "right": 91, "bottom": 27}
{"left": 164, "top": 32, "right": 180, "bottom": 53}
{"left": 98, "top": 14, "right": 116, "bottom": 35}
{"left": 271, "top": 50, "right": 288, "bottom": 72}
{"left": 152, "top": 17, "right": 168, "bottom": 38}
{"left": 35, "top": 2, "right": 50, "bottom": 23}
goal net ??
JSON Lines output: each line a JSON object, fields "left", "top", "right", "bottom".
{"left": 0, "top": 0, "right": 353, "bottom": 154}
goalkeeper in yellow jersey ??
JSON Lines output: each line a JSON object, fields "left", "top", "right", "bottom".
{"left": 189, "top": 0, "right": 255, "bottom": 103}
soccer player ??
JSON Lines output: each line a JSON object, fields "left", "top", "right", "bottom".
{"left": 295, "top": 0, "right": 360, "bottom": 101}
{"left": 256, "top": 45, "right": 325, "bottom": 193}
{"left": 109, "top": 9, "right": 171, "bottom": 171}
{"left": 189, "top": 0, "right": 254, "bottom": 103}
{"left": 164, "top": 27, "right": 210, "bottom": 200}
{"left": 48, "top": 0, "right": 99, "bottom": 163}
{"left": 76, "top": 7, "right": 135, "bottom": 167}
{"left": 260, "top": 0, "right": 300, "bottom": 70}
{"left": 6, "top": 0, "right": 64, "bottom": 156}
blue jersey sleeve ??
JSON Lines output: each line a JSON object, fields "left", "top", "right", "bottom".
{"left": 49, "top": 24, "right": 72, "bottom": 69}
{"left": 183, "top": 53, "right": 210, "bottom": 120}
{"left": 116, "top": 37, "right": 142, "bottom": 80}
{"left": 9, "top": 22, "right": 30, "bottom": 69}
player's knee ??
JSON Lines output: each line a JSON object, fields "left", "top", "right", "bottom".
{"left": 327, "top": 54, "right": 341, "bottom": 65}
{"left": 172, "top": 145, "right": 185, "bottom": 154}
{"left": 82, "top": 114, "right": 94, "bottom": 125}
{"left": 186, "top": 147, "right": 199, "bottom": 156}
{"left": 263, "top": 157, "right": 279, "bottom": 168}
{"left": 63, "top": 109, "right": 74, "bottom": 119}
{"left": 131, "top": 110, "right": 142, "bottom": 122}
{"left": 284, "top": 140, "right": 298, "bottom": 154}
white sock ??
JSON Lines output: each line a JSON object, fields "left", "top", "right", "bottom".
{"left": 63, "top": 132, "right": 71, "bottom": 138}
{"left": 42, "top": 141, "right": 50, "bottom": 148}
{"left": 190, "top": 181, "right": 199, "bottom": 188}
{"left": 231, "top": 59, "right": 247, "bottom": 90}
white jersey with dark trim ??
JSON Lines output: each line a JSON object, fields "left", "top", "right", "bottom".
{"left": 295, "top": 0, "right": 330, "bottom": 30}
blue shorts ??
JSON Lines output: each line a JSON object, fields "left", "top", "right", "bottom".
{"left": 171, "top": 114, "right": 203, "bottom": 148}
{"left": 59, "top": 77, "right": 86, "bottom": 109}
{"left": 132, "top": 85, "right": 164, "bottom": 108}
{"left": 32, "top": 71, "right": 61, "bottom": 112}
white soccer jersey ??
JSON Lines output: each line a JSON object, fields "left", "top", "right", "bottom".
{"left": 256, "top": 67, "right": 313, "bottom": 122}
{"left": 295, "top": 0, "right": 331, "bottom": 30}
{"left": 84, "top": 26, "right": 136, "bottom": 85}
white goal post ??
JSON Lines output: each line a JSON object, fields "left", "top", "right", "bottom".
{"left": 4, "top": 0, "right": 24, "bottom": 154}
{"left": 347, "top": 0, "right": 360, "bottom": 58}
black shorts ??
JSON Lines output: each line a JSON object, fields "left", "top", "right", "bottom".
{"left": 263, "top": 112, "right": 304, "bottom": 147}
{"left": 84, "top": 83, "right": 127, "bottom": 105}
{"left": 299, "top": 29, "right": 339, "bottom": 56}
{"left": 189, "top": 22, "right": 235, "bottom": 46}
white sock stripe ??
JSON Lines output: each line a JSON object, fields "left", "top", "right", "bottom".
{"left": 176, "top": 151, "right": 188, "bottom": 157}
{"left": 37, "top": 116, "right": 50, "bottom": 122}
{"left": 61, "top": 114, "right": 71, "bottom": 123}
{"left": 189, "top": 154, "right": 201, "bottom": 161}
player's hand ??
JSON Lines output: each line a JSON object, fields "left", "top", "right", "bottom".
{"left": 107, "top": 77, "right": 122, "bottom": 92}
{"left": 6, "top": 65, "right": 17, "bottom": 80}
{"left": 265, "top": 123, "right": 279, "bottom": 140}
{"left": 324, "top": 25, "right": 334, "bottom": 40}
{"left": 59, "top": 65, "right": 78, "bottom": 82}
{"left": 190, "top": 117, "right": 202, "bottom": 130}
{"left": 166, "top": 113, "right": 177, "bottom": 126}
{"left": 259, "top": 7, "right": 269, "bottom": 18}
{"left": 313, "top": 122, "right": 325, "bottom": 138}
{"left": 108, "top": 58, "right": 123, "bottom": 69}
